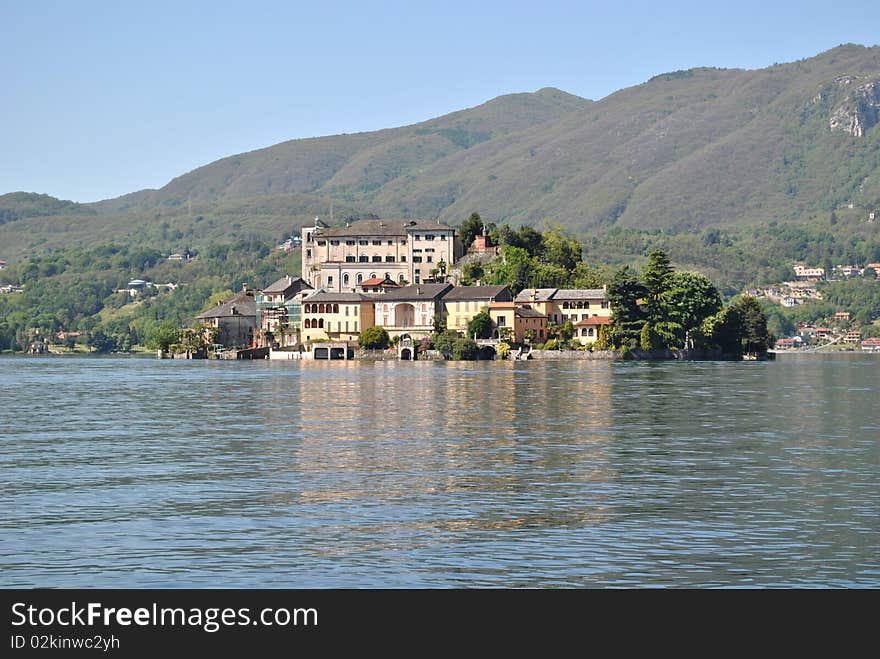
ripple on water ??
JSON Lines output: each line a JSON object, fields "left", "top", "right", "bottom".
{"left": 1, "top": 354, "right": 878, "bottom": 587}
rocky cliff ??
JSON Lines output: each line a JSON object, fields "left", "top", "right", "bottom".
{"left": 830, "top": 76, "right": 880, "bottom": 137}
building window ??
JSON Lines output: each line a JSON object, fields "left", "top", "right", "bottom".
{"left": 398, "top": 274, "right": 405, "bottom": 283}
{"left": 343, "top": 274, "right": 350, "bottom": 286}
{"left": 346, "top": 240, "right": 355, "bottom": 246}
{"left": 414, "top": 274, "right": 420, "bottom": 283}
{"left": 370, "top": 273, "right": 376, "bottom": 279}
{"left": 327, "top": 276, "right": 333, "bottom": 287}
{"left": 440, "top": 234, "right": 447, "bottom": 240}
{"left": 413, "top": 256, "right": 422, "bottom": 263}
{"left": 589, "top": 328, "right": 595, "bottom": 336}
{"left": 317, "top": 240, "right": 326, "bottom": 246}
{"left": 385, "top": 256, "right": 395, "bottom": 262}
{"left": 372, "top": 240, "right": 381, "bottom": 245}
{"left": 372, "top": 255, "right": 381, "bottom": 262}
{"left": 601, "top": 301, "right": 609, "bottom": 309}
{"left": 318, "top": 319, "right": 324, "bottom": 328}
{"left": 306, "top": 249, "right": 312, "bottom": 258}
{"left": 346, "top": 255, "right": 355, "bottom": 262}
{"left": 330, "top": 240, "right": 340, "bottom": 246}
{"left": 384, "top": 273, "right": 390, "bottom": 279}
{"left": 425, "top": 234, "right": 434, "bottom": 241}
{"left": 345, "top": 321, "right": 349, "bottom": 332}
{"left": 359, "top": 255, "right": 369, "bottom": 262}
{"left": 497, "top": 316, "right": 506, "bottom": 326}
{"left": 357, "top": 274, "right": 363, "bottom": 284}
{"left": 333, "top": 304, "right": 339, "bottom": 313}
{"left": 387, "top": 240, "right": 393, "bottom": 245}
{"left": 400, "top": 255, "right": 406, "bottom": 262}
{"left": 427, "top": 256, "right": 433, "bottom": 263}
{"left": 354, "top": 321, "right": 358, "bottom": 331}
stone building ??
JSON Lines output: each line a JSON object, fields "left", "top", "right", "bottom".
{"left": 301, "top": 218, "right": 462, "bottom": 291}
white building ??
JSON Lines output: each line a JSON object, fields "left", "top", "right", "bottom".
{"left": 301, "top": 219, "right": 462, "bottom": 292}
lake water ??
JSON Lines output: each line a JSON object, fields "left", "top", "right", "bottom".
{"left": 1, "top": 354, "right": 877, "bottom": 588}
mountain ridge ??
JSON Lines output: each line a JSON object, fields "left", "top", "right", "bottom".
{"left": 2, "top": 43, "right": 880, "bottom": 259}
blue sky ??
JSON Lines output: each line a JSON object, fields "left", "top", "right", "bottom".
{"left": 2, "top": 0, "right": 878, "bottom": 202}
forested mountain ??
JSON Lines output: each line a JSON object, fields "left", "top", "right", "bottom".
{"left": 3, "top": 44, "right": 880, "bottom": 258}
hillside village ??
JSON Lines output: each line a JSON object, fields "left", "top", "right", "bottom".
{"left": 747, "top": 261, "right": 880, "bottom": 352}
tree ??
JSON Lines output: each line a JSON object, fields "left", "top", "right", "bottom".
{"left": 570, "top": 261, "right": 605, "bottom": 289}
{"left": 459, "top": 213, "right": 484, "bottom": 251}
{"left": 87, "top": 329, "right": 116, "bottom": 353}
{"left": 460, "top": 260, "right": 484, "bottom": 285}
{"left": 667, "top": 271, "right": 723, "bottom": 345}
{"left": 699, "top": 307, "right": 743, "bottom": 355}
{"left": 432, "top": 313, "right": 447, "bottom": 335}
{"left": 484, "top": 245, "right": 533, "bottom": 294}
{"left": 147, "top": 321, "right": 180, "bottom": 351}
{"left": 642, "top": 249, "right": 681, "bottom": 347}
{"left": 606, "top": 266, "right": 647, "bottom": 349}
{"left": 358, "top": 326, "right": 390, "bottom": 350}
{"left": 451, "top": 337, "right": 478, "bottom": 360}
{"left": 732, "top": 296, "right": 773, "bottom": 353}
{"left": 640, "top": 322, "right": 659, "bottom": 351}
{"left": 434, "top": 329, "right": 462, "bottom": 356}
{"left": 466, "top": 308, "right": 494, "bottom": 339}
{"left": 541, "top": 225, "right": 582, "bottom": 271}
{"left": 516, "top": 226, "right": 543, "bottom": 258}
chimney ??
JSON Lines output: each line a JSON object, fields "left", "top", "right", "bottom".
{"left": 242, "top": 283, "right": 249, "bottom": 292}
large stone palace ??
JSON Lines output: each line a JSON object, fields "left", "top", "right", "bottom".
{"left": 301, "top": 218, "right": 463, "bottom": 291}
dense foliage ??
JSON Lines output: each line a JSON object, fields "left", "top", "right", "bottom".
{"left": 0, "top": 242, "right": 300, "bottom": 352}
{"left": 605, "top": 249, "right": 773, "bottom": 355}
{"left": 357, "top": 326, "right": 390, "bottom": 350}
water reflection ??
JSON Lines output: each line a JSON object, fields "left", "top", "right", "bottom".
{"left": 0, "top": 354, "right": 877, "bottom": 587}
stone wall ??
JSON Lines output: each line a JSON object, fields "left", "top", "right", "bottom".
{"left": 526, "top": 349, "right": 619, "bottom": 360}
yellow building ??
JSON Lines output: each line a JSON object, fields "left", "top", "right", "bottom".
{"left": 443, "top": 285, "right": 512, "bottom": 333}
{"left": 514, "top": 288, "right": 612, "bottom": 345}
{"left": 301, "top": 292, "right": 376, "bottom": 343}
{"left": 488, "top": 302, "right": 548, "bottom": 343}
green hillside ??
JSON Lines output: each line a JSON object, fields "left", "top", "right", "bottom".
{"left": 3, "top": 45, "right": 880, "bottom": 263}
{"left": 82, "top": 43, "right": 880, "bottom": 237}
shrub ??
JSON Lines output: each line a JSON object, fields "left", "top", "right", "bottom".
{"left": 434, "top": 329, "right": 461, "bottom": 356}
{"left": 451, "top": 337, "right": 478, "bottom": 360}
{"left": 497, "top": 342, "right": 511, "bottom": 359}
{"left": 358, "top": 326, "right": 390, "bottom": 350}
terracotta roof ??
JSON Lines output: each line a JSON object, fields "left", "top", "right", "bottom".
{"left": 443, "top": 285, "right": 512, "bottom": 302}
{"left": 359, "top": 277, "right": 399, "bottom": 287}
{"left": 379, "top": 283, "right": 453, "bottom": 301}
{"left": 196, "top": 290, "right": 256, "bottom": 320}
{"left": 310, "top": 219, "right": 455, "bottom": 238}
{"left": 573, "top": 316, "right": 612, "bottom": 326}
